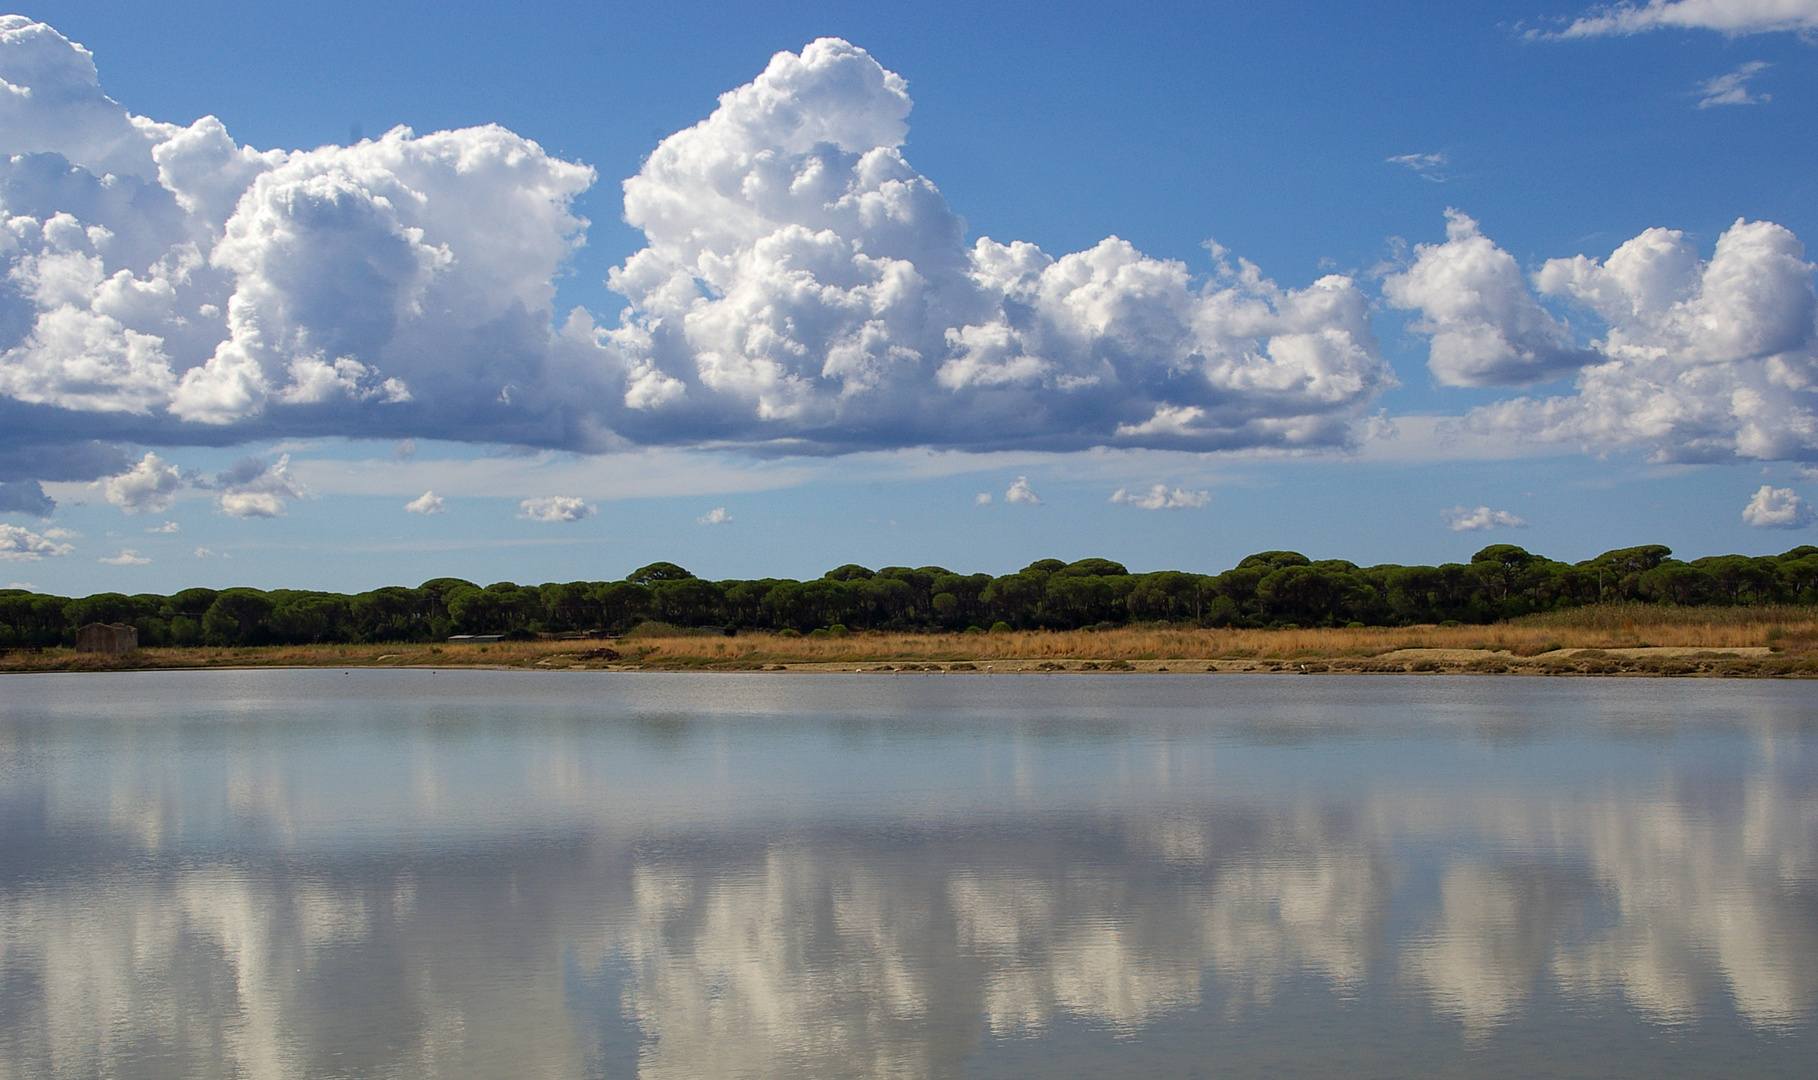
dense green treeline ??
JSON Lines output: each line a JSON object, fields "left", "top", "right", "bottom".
{"left": 5, "top": 543, "right": 1818, "bottom": 649}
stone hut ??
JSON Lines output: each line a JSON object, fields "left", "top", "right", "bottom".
{"left": 75, "top": 623, "right": 138, "bottom": 654}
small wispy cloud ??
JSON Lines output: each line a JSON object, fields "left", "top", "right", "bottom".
{"left": 1696, "top": 61, "right": 1772, "bottom": 107}
{"left": 146, "top": 521, "right": 180, "bottom": 533}
{"left": 194, "top": 547, "right": 230, "bottom": 558}
{"left": 1004, "top": 476, "right": 1043, "bottom": 505}
{"left": 0, "top": 525, "right": 74, "bottom": 562}
{"left": 404, "top": 491, "right": 446, "bottom": 515}
{"left": 101, "top": 452, "right": 182, "bottom": 514}
{"left": 1110, "top": 484, "right": 1211, "bottom": 510}
{"left": 99, "top": 548, "right": 151, "bottom": 565}
{"left": 697, "top": 507, "right": 732, "bottom": 525}
{"left": 1443, "top": 505, "right": 1528, "bottom": 532}
{"left": 1536, "top": 1, "right": 1818, "bottom": 40}
{"left": 209, "top": 455, "right": 310, "bottom": 518}
{"left": 974, "top": 492, "right": 994, "bottom": 506}
{"left": 1387, "top": 151, "right": 1449, "bottom": 182}
{"left": 518, "top": 495, "right": 595, "bottom": 523}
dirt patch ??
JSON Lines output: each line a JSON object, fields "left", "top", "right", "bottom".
{"left": 1376, "top": 648, "right": 1511, "bottom": 664}
{"left": 1559, "top": 646, "right": 1771, "bottom": 660}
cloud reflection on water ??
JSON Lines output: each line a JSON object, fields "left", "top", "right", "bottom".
{"left": 0, "top": 674, "right": 1812, "bottom": 1078}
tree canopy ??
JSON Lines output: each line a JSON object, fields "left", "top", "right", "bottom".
{"left": 8, "top": 544, "right": 1818, "bottom": 649}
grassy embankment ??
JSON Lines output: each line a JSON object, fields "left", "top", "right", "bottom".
{"left": 7, "top": 603, "right": 1818, "bottom": 676}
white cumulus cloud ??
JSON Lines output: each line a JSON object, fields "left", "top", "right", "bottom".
{"left": 1383, "top": 210, "right": 1596, "bottom": 387}
{"left": 1111, "top": 484, "right": 1211, "bottom": 509}
{"left": 0, "top": 16, "right": 161, "bottom": 178}
{"left": 1444, "top": 505, "right": 1529, "bottom": 531}
{"left": 0, "top": 18, "right": 595, "bottom": 460}
{"left": 697, "top": 506, "right": 732, "bottom": 525}
{"left": 1742, "top": 484, "right": 1813, "bottom": 527}
{"left": 0, "top": 22, "right": 1396, "bottom": 484}
{"left": 211, "top": 454, "right": 307, "bottom": 518}
{"left": 217, "top": 492, "right": 282, "bottom": 518}
{"left": 404, "top": 490, "right": 445, "bottom": 515}
{"left": 0, "top": 523, "right": 74, "bottom": 560}
{"left": 1544, "top": 0, "right": 1818, "bottom": 38}
{"left": 1395, "top": 215, "right": 1818, "bottom": 463}
{"left": 974, "top": 492, "right": 993, "bottom": 505}
{"left": 97, "top": 547, "right": 149, "bottom": 564}
{"left": 519, "top": 495, "right": 594, "bottom": 523}
{"left": 22, "top": 18, "right": 1818, "bottom": 487}
{"left": 1004, "top": 476, "right": 1042, "bottom": 505}
{"left": 599, "top": 38, "right": 1394, "bottom": 453}
{"left": 1696, "top": 61, "right": 1773, "bottom": 106}
{"left": 145, "top": 520, "right": 179, "bottom": 533}
{"left": 101, "top": 451, "right": 181, "bottom": 513}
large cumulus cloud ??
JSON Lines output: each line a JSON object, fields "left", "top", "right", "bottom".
{"left": 1387, "top": 213, "right": 1818, "bottom": 462}
{"left": 0, "top": 21, "right": 1394, "bottom": 500}
{"left": 1, "top": 16, "right": 601, "bottom": 480}
{"left": 19, "top": 16, "right": 1818, "bottom": 495}
{"left": 602, "top": 39, "right": 1393, "bottom": 451}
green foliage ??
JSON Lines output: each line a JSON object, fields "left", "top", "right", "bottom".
{"left": 1237, "top": 551, "right": 1310, "bottom": 571}
{"left": 626, "top": 562, "right": 695, "bottom": 585}
{"left": 14, "top": 542, "right": 1818, "bottom": 649}
{"left": 1471, "top": 544, "right": 1535, "bottom": 570}
{"left": 203, "top": 589, "right": 274, "bottom": 646}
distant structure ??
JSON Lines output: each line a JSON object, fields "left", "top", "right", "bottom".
{"left": 446, "top": 634, "right": 504, "bottom": 643}
{"left": 75, "top": 623, "right": 138, "bottom": 654}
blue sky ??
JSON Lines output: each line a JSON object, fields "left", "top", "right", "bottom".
{"left": 4, "top": 1, "right": 1818, "bottom": 592}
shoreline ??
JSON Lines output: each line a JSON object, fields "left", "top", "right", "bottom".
{"left": 2, "top": 643, "right": 1805, "bottom": 678}
{"left": 9, "top": 610, "right": 1817, "bottom": 677}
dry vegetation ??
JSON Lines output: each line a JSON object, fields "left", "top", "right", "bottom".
{"left": 8, "top": 604, "right": 1818, "bottom": 677}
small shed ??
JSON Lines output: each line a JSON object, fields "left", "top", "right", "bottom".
{"left": 75, "top": 623, "right": 138, "bottom": 654}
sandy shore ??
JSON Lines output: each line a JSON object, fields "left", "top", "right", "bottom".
{"left": 627, "top": 645, "right": 1786, "bottom": 676}
{"left": 4, "top": 642, "right": 1804, "bottom": 677}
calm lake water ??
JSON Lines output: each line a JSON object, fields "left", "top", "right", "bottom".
{"left": 0, "top": 671, "right": 1813, "bottom": 1079}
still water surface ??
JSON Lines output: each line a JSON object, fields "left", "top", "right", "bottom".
{"left": 0, "top": 670, "right": 1813, "bottom": 1078}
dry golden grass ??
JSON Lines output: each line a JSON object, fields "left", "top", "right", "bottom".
{"left": 1511, "top": 602, "right": 1818, "bottom": 637}
{"left": 622, "top": 604, "right": 1818, "bottom": 664}
{"left": 5, "top": 603, "right": 1816, "bottom": 674}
